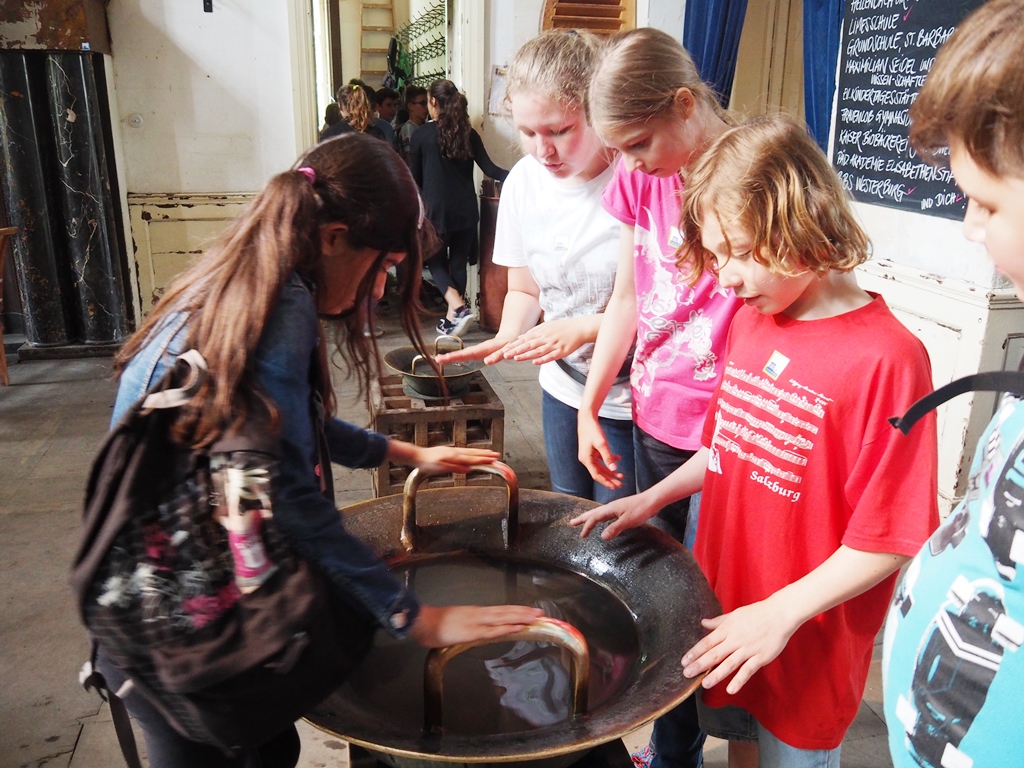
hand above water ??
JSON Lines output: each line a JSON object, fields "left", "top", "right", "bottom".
{"left": 409, "top": 604, "right": 546, "bottom": 648}
{"left": 386, "top": 441, "right": 501, "bottom": 475}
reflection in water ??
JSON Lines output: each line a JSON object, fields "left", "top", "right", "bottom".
{"left": 344, "top": 557, "right": 639, "bottom": 736}
{"left": 485, "top": 587, "right": 635, "bottom": 727}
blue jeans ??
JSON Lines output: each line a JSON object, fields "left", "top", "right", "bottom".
{"left": 633, "top": 426, "right": 700, "bottom": 550}
{"left": 697, "top": 698, "right": 842, "bottom": 768}
{"left": 634, "top": 426, "right": 704, "bottom": 768}
{"left": 541, "top": 391, "right": 636, "bottom": 503}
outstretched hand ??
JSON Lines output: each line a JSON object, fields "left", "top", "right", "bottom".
{"left": 568, "top": 493, "right": 658, "bottom": 540}
{"left": 436, "top": 337, "right": 511, "bottom": 366}
{"left": 499, "top": 318, "right": 594, "bottom": 365}
{"left": 681, "top": 597, "right": 799, "bottom": 695}
{"left": 409, "top": 604, "right": 545, "bottom": 648}
{"left": 410, "top": 446, "right": 501, "bottom": 475}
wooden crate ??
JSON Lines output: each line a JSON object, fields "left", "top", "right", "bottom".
{"left": 369, "top": 374, "right": 505, "bottom": 497}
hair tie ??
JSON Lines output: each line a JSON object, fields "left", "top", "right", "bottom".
{"left": 297, "top": 166, "right": 316, "bottom": 185}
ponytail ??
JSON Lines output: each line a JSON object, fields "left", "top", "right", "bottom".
{"left": 338, "top": 83, "right": 374, "bottom": 134}
{"left": 430, "top": 79, "right": 472, "bottom": 162}
{"left": 116, "top": 133, "right": 434, "bottom": 448}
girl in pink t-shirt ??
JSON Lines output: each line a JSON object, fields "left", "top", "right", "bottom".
{"left": 580, "top": 28, "right": 741, "bottom": 545}
{"left": 576, "top": 28, "right": 743, "bottom": 768}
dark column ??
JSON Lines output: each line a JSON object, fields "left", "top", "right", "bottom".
{"left": 46, "top": 52, "right": 129, "bottom": 344}
{"left": 0, "top": 51, "right": 73, "bottom": 346}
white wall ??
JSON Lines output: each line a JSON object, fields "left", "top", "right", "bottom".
{"left": 106, "top": 0, "right": 306, "bottom": 194}
{"left": 480, "top": 0, "right": 544, "bottom": 170}
{"left": 854, "top": 203, "right": 1001, "bottom": 287}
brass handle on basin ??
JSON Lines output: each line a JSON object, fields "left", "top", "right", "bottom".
{"left": 401, "top": 462, "right": 519, "bottom": 553}
{"left": 409, "top": 353, "right": 436, "bottom": 376}
{"left": 432, "top": 335, "right": 465, "bottom": 356}
{"left": 422, "top": 617, "right": 590, "bottom": 734}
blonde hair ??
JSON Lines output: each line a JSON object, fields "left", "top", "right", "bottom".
{"left": 680, "top": 115, "right": 870, "bottom": 284}
{"left": 587, "top": 27, "right": 727, "bottom": 131}
{"left": 337, "top": 82, "right": 374, "bottom": 134}
{"left": 909, "top": 0, "right": 1024, "bottom": 178}
{"left": 505, "top": 29, "right": 601, "bottom": 110}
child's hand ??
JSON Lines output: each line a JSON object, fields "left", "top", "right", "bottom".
{"left": 387, "top": 441, "right": 500, "bottom": 475}
{"left": 436, "top": 337, "right": 513, "bottom": 366}
{"left": 569, "top": 493, "right": 657, "bottom": 540}
{"left": 680, "top": 596, "right": 799, "bottom": 695}
{"left": 409, "top": 604, "right": 545, "bottom": 648}
{"left": 578, "top": 412, "right": 623, "bottom": 489}
{"left": 410, "top": 446, "right": 501, "bottom": 475}
{"left": 500, "top": 318, "right": 596, "bottom": 365}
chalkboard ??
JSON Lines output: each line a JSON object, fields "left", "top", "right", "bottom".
{"left": 833, "top": 0, "right": 985, "bottom": 220}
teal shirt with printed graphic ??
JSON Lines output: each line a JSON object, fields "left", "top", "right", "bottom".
{"left": 883, "top": 394, "right": 1024, "bottom": 768}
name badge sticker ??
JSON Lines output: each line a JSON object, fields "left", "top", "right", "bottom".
{"left": 554, "top": 235, "right": 570, "bottom": 252}
{"left": 668, "top": 227, "right": 684, "bottom": 248}
{"left": 763, "top": 350, "right": 790, "bottom": 380}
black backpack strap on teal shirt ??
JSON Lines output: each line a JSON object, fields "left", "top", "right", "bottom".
{"left": 889, "top": 371, "right": 1024, "bottom": 434}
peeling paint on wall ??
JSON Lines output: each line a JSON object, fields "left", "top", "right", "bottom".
{"left": 0, "top": 0, "right": 109, "bottom": 54}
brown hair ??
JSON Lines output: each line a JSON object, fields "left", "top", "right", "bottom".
{"left": 429, "top": 79, "right": 472, "bottom": 161}
{"left": 404, "top": 85, "right": 427, "bottom": 105}
{"left": 680, "top": 114, "right": 870, "bottom": 283}
{"left": 505, "top": 29, "right": 601, "bottom": 111}
{"left": 909, "top": 0, "right": 1024, "bottom": 178}
{"left": 586, "top": 27, "right": 728, "bottom": 132}
{"left": 116, "top": 133, "right": 436, "bottom": 447}
{"left": 337, "top": 82, "right": 374, "bottom": 134}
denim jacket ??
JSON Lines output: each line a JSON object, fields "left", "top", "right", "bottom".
{"left": 112, "top": 274, "right": 419, "bottom": 637}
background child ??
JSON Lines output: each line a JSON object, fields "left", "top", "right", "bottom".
{"left": 577, "top": 27, "right": 743, "bottom": 767}
{"left": 437, "top": 30, "right": 635, "bottom": 503}
{"left": 399, "top": 85, "right": 428, "bottom": 161}
{"left": 410, "top": 79, "right": 508, "bottom": 336}
{"left": 882, "top": 3, "right": 1024, "bottom": 766}
{"left": 319, "top": 82, "right": 386, "bottom": 142}
{"left": 572, "top": 114, "right": 939, "bottom": 768}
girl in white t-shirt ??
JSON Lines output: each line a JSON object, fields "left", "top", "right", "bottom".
{"left": 437, "top": 30, "right": 634, "bottom": 503}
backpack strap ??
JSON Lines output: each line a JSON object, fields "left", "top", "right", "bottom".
{"left": 79, "top": 644, "right": 144, "bottom": 768}
{"left": 889, "top": 371, "right": 1024, "bottom": 434}
{"left": 141, "top": 349, "right": 208, "bottom": 411}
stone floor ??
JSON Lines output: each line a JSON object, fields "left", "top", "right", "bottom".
{"left": 0, "top": 308, "right": 893, "bottom": 768}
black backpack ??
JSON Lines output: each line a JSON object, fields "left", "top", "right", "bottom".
{"left": 70, "top": 350, "right": 375, "bottom": 765}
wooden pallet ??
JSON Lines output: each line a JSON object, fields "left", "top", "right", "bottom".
{"left": 369, "top": 374, "right": 505, "bottom": 497}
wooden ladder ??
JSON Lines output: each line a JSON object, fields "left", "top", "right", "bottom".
{"left": 361, "top": 1, "right": 395, "bottom": 85}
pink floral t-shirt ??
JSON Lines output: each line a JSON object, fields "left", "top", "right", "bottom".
{"left": 602, "top": 159, "right": 742, "bottom": 450}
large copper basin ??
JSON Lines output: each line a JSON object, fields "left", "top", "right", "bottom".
{"left": 306, "top": 464, "right": 720, "bottom": 766}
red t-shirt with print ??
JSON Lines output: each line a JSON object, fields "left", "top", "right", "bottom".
{"left": 694, "top": 295, "right": 939, "bottom": 749}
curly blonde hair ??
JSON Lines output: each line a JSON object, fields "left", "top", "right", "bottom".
{"left": 680, "top": 115, "right": 870, "bottom": 284}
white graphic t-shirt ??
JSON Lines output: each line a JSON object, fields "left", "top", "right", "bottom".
{"left": 493, "top": 155, "right": 630, "bottom": 420}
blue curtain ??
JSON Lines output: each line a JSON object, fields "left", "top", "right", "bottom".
{"left": 803, "top": 0, "right": 844, "bottom": 151}
{"left": 682, "top": 0, "right": 750, "bottom": 108}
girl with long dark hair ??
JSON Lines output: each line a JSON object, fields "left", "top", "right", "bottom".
{"left": 100, "top": 133, "right": 542, "bottom": 767}
{"left": 410, "top": 79, "right": 509, "bottom": 335}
